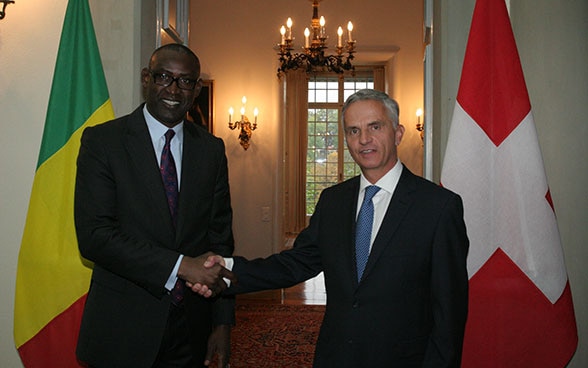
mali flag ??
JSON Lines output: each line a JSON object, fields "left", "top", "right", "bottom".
{"left": 14, "top": 0, "right": 114, "bottom": 366}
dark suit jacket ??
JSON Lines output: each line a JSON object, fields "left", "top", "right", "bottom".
{"left": 74, "top": 105, "right": 234, "bottom": 368}
{"left": 229, "top": 166, "right": 468, "bottom": 367}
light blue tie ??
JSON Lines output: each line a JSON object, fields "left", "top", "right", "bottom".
{"left": 355, "top": 185, "right": 380, "bottom": 281}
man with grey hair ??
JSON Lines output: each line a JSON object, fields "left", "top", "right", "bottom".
{"left": 198, "top": 89, "right": 469, "bottom": 367}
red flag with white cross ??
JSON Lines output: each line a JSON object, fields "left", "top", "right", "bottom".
{"left": 440, "top": 0, "right": 578, "bottom": 366}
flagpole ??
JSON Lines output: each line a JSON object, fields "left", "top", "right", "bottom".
{"left": 423, "top": 0, "right": 433, "bottom": 180}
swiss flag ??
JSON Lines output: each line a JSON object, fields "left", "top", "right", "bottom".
{"left": 440, "top": 0, "right": 578, "bottom": 366}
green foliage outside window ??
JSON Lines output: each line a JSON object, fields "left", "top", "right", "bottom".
{"left": 305, "top": 75, "right": 372, "bottom": 215}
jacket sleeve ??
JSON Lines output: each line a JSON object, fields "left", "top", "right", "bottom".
{"left": 423, "top": 193, "right": 469, "bottom": 367}
{"left": 227, "top": 204, "right": 326, "bottom": 295}
{"left": 75, "top": 125, "right": 179, "bottom": 298}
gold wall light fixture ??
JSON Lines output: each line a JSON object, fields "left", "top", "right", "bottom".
{"left": 415, "top": 108, "right": 424, "bottom": 142}
{"left": 228, "top": 96, "right": 259, "bottom": 150}
{"left": 0, "top": 0, "right": 15, "bottom": 20}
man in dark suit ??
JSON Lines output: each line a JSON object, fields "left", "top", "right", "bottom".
{"left": 74, "top": 44, "right": 235, "bottom": 368}
{"left": 196, "top": 89, "right": 469, "bottom": 367}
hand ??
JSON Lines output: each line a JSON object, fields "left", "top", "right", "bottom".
{"left": 204, "top": 324, "right": 231, "bottom": 367}
{"left": 205, "top": 254, "right": 226, "bottom": 268}
{"left": 186, "top": 254, "right": 228, "bottom": 296}
{"left": 178, "top": 252, "right": 236, "bottom": 298}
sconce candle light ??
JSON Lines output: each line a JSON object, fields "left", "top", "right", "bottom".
{"left": 0, "top": 0, "right": 15, "bottom": 20}
{"left": 415, "top": 108, "right": 424, "bottom": 142}
{"left": 228, "top": 96, "right": 258, "bottom": 150}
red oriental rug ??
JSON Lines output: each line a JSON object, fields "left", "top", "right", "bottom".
{"left": 224, "top": 303, "right": 325, "bottom": 367}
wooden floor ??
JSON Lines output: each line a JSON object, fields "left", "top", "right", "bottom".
{"left": 236, "top": 272, "right": 326, "bottom": 306}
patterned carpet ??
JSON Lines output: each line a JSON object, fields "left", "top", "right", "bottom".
{"left": 226, "top": 303, "right": 325, "bottom": 367}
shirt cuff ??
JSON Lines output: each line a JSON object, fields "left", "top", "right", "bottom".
{"left": 224, "top": 257, "right": 234, "bottom": 286}
{"left": 225, "top": 257, "right": 234, "bottom": 270}
{"left": 165, "top": 254, "right": 183, "bottom": 291}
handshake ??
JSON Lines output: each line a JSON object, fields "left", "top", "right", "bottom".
{"left": 178, "top": 252, "right": 231, "bottom": 298}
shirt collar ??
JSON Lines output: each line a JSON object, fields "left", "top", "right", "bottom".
{"left": 359, "top": 159, "right": 403, "bottom": 195}
{"left": 143, "top": 104, "right": 184, "bottom": 141}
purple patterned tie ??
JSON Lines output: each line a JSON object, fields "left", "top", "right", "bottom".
{"left": 160, "top": 129, "right": 178, "bottom": 226}
{"left": 160, "top": 129, "right": 183, "bottom": 304}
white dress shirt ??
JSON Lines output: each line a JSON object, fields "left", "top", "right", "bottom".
{"left": 144, "top": 105, "right": 183, "bottom": 189}
{"left": 143, "top": 105, "right": 184, "bottom": 291}
{"left": 356, "top": 159, "right": 403, "bottom": 252}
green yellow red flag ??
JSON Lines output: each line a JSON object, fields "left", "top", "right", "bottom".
{"left": 14, "top": 0, "right": 114, "bottom": 365}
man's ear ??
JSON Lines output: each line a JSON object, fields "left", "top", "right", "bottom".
{"left": 140, "top": 68, "right": 151, "bottom": 88}
{"left": 395, "top": 124, "right": 405, "bottom": 145}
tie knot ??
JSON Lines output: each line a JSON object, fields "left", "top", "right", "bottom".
{"left": 164, "top": 129, "right": 175, "bottom": 143}
{"left": 364, "top": 185, "right": 380, "bottom": 202}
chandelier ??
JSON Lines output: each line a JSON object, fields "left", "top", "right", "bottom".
{"left": 277, "top": 0, "right": 356, "bottom": 76}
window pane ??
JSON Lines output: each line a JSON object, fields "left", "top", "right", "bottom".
{"left": 343, "top": 148, "right": 361, "bottom": 178}
{"left": 315, "top": 81, "right": 328, "bottom": 89}
{"left": 308, "top": 89, "right": 316, "bottom": 103}
{"left": 308, "top": 76, "right": 339, "bottom": 103}
{"left": 343, "top": 78, "right": 374, "bottom": 101}
{"left": 327, "top": 89, "right": 338, "bottom": 103}
{"left": 306, "top": 107, "right": 339, "bottom": 214}
{"left": 316, "top": 89, "right": 327, "bottom": 103}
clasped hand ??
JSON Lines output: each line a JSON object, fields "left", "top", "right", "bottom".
{"left": 184, "top": 253, "right": 227, "bottom": 297}
{"left": 178, "top": 252, "right": 235, "bottom": 298}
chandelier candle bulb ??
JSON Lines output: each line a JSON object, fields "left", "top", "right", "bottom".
{"left": 280, "top": 26, "right": 286, "bottom": 45}
{"left": 286, "top": 17, "right": 293, "bottom": 40}
{"left": 241, "top": 96, "right": 247, "bottom": 119}
{"left": 254, "top": 108, "right": 259, "bottom": 124}
{"left": 337, "top": 27, "right": 343, "bottom": 47}
{"left": 320, "top": 16, "right": 326, "bottom": 38}
{"left": 347, "top": 21, "right": 353, "bottom": 42}
{"left": 229, "top": 107, "right": 234, "bottom": 124}
{"left": 304, "top": 28, "right": 310, "bottom": 48}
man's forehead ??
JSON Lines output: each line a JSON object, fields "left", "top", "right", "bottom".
{"left": 345, "top": 102, "right": 388, "bottom": 122}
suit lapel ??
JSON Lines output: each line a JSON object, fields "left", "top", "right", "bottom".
{"left": 361, "top": 167, "right": 416, "bottom": 281}
{"left": 175, "top": 123, "right": 205, "bottom": 236}
{"left": 344, "top": 179, "right": 362, "bottom": 288}
{"left": 124, "top": 107, "right": 176, "bottom": 237}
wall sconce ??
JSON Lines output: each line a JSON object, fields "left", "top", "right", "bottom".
{"left": 228, "top": 96, "right": 259, "bottom": 150}
{"left": 415, "top": 108, "right": 424, "bottom": 142}
{"left": 0, "top": 0, "right": 15, "bottom": 20}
